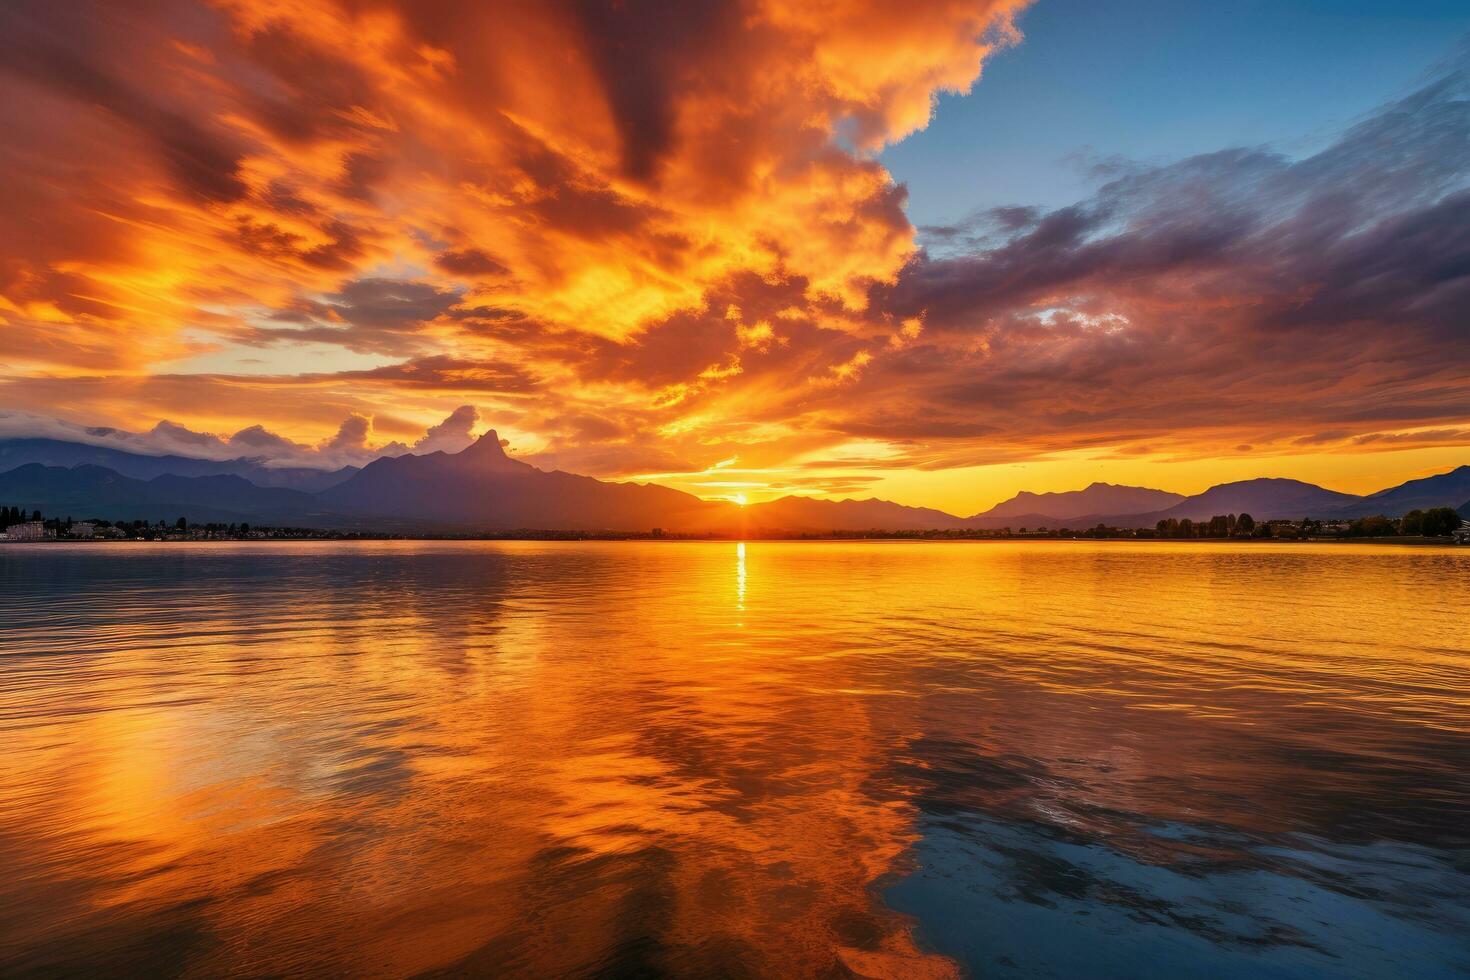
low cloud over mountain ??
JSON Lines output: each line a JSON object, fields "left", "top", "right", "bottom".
{"left": 0, "top": 406, "right": 487, "bottom": 471}
{"left": 2, "top": 431, "right": 1467, "bottom": 534}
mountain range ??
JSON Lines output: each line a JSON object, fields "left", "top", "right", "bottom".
{"left": 973, "top": 483, "right": 1186, "bottom": 521}
{"left": 0, "top": 437, "right": 357, "bottom": 492}
{"left": 1, "top": 435, "right": 1467, "bottom": 533}
{"left": 0, "top": 464, "right": 329, "bottom": 526}
{"left": 317, "top": 434, "right": 724, "bottom": 530}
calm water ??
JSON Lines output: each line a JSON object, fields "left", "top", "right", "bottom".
{"left": 1, "top": 541, "right": 1468, "bottom": 978}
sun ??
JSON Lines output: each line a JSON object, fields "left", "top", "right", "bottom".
{"left": 730, "top": 493, "right": 749, "bottom": 506}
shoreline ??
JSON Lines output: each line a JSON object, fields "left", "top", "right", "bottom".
{"left": 3, "top": 534, "right": 1462, "bottom": 547}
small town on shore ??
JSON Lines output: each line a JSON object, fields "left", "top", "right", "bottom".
{"left": 3, "top": 506, "right": 1468, "bottom": 545}
{"left": 0, "top": 509, "right": 389, "bottom": 543}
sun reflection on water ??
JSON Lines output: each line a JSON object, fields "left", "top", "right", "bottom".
{"left": 735, "top": 540, "right": 747, "bottom": 616}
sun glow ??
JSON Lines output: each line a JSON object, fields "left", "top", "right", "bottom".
{"left": 730, "top": 493, "right": 749, "bottom": 506}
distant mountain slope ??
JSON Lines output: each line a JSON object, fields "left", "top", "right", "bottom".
{"left": 0, "top": 437, "right": 357, "bottom": 492}
{"left": 1145, "top": 478, "right": 1362, "bottom": 523}
{"left": 973, "top": 479, "right": 1368, "bottom": 529}
{"left": 1349, "top": 465, "right": 1470, "bottom": 516}
{"left": 319, "top": 431, "right": 728, "bottom": 531}
{"left": 0, "top": 464, "right": 335, "bottom": 525}
{"left": 741, "top": 496, "right": 965, "bottom": 531}
{"left": 3, "top": 432, "right": 1464, "bottom": 533}
{"left": 971, "top": 483, "right": 1183, "bottom": 522}
{"left": 969, "top": 470, "right": 1470, "bottom": 529}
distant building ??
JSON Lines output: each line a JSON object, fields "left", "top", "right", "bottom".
{"left": 4, "top": 521, "right": 50, "bottom": 541}
{"left": 69, "top": 522, "right": 97, "bottom": 539}
{"left": 1453, "top": 523, "right": 1470, "bottom": 545}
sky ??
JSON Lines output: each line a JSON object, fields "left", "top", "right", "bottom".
{"left": 1, "top": 0, "right": 1468, "bottom": 513}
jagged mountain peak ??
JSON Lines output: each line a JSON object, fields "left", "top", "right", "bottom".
{"left": 462, "top": 429, "right": 509, "bottom": 460}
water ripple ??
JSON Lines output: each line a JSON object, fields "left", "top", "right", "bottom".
{"left": 1, "top": 540, "right": 1467, "bottom": 977}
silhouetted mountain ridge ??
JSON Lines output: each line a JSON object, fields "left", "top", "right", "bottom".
{"left": 318, "top": 431, "right": 726, "bottom": 530}
{"left": 3, "top": 434, "right": 1469, "bottom": 533}
{"left": 0, "top": 437, "right": 356, "bottom": 491}
{"left": 1356, "top": 465, "right": 1470, "bottom": 517}
{"left": 0, "top": 464, "right": 333, "bottom": 525}
{"left": 971, "top": 482, "right": 1184, "bottom": 521}
{"left": 1152, "top": 478, "right": 1362, "bottom": 522}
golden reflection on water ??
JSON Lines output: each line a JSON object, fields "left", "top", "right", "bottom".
{"left": 735, "top": 541, "right": 747, "bottom": 616}
{"left": 0, "top": 541, "right": 1467, "bottom": 976}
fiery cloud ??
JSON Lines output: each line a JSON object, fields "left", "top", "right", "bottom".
{"left": 0, "top": 0, "right": 1022, "bottom": 364}
{"left": 1, "top": 1, "right": 1468, "bottom": 508}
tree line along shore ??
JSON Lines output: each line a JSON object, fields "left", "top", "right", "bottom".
{"left": 2, "top": 506, "right": 1467, "bottom": 544}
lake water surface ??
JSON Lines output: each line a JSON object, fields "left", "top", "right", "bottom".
{"left": 1, "top": 541, "right": 1468, "bottom": 977}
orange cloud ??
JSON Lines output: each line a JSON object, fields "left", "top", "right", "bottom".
{"left": 1, "top": 1, "right": 1467, "bottom": 509}
{"left": 0, "top": 0, "right": 1026, "bottom": 361}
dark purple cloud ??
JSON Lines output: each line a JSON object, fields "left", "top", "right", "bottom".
{"left": 820, "top": 50, "right": 1470, "bottom": 462}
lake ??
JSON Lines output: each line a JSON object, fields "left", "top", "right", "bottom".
{"left": 1, "top": 541, "right": 1467, "bottom": 977}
